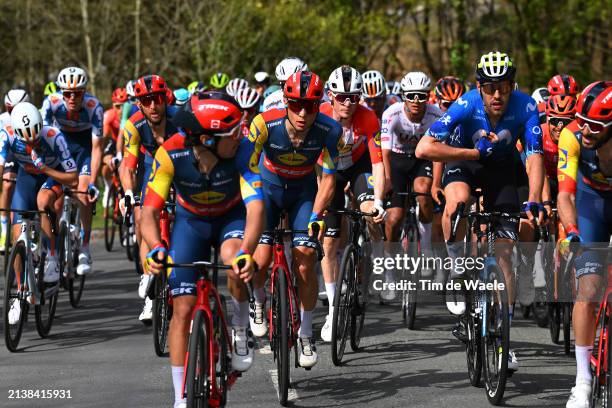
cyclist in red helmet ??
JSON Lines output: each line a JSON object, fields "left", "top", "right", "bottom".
{"left": 548, "top": 74, "right": 580, "bottom": 96}
{"left": 119, "top": 74, "right": 180, "bottom": 324}
{"left": 237, "top": 70, "right": 341, "bottom": 368}
{"left": 101, "top": 87, "right": 127, "bottom": 208}
{"left": 141, "top": 92, "right": 255, "bottom": 408}
{"left": 558, "top": 81, "right": 612, "bottom": 408}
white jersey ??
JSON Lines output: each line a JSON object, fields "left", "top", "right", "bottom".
{"left": 262, "top": 89, "right": 285, "bottom": 111}
{"left": 381, "top": 102, "right": 442, "bottom": 155}
{"left": 0, "top": 112, "right": 10, "bottom": 130}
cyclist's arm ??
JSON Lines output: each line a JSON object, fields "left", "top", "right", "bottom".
{"left": 89, "top": 104, "right": 105, "bottom": 185}
{"left": 119, "top": 120, "right": 140, "bottom": 192}
{"left": 523, "top": 105, "right": 545, "bottom": 203}
{"left": 312, "top": 131, "right": 340, "bottom": 215}
{"left": 541, "top": 176, "right": 551, "bottom": 203}
{"left": 557, "top": 129, "right": 580, "bottom": 229}
{"left": 42, "top": 166, "right": 78, "bottom": 186}
{"left": 40, "top": 96, "right": 53, "bottom": 126}
{"left": 366, "top": 119, "right": 385, "bottom": 200}
{"left": 380, "top": 109, "right": 394, "bottom": 191}
{"left": 141, "top": 146, "right": 173, "bottom": 249}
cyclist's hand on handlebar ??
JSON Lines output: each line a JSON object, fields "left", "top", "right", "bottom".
{"left": 522, "top": 201, "right": 544, "bottom": 225}
{"left": 559, "top": 224, "right": 582, "bottom": 257}
{"left": 87, "top": 183, "right": 99, "bottom": 203}
{"left": 119, "top": 189, "right": 134, "bottom": 217}
{"left": 308, "top": 212, "right": 325, "bottom": 241}
{"left": 110, "top": 155, "right": 121, "bottom": 171}
{"left": 145, "top": 243, "right": 167, "bottom": 275}
{"left": 542, "top": 201, "right": 553, "bottom": 224}
{"left": 30, "top": 150, "right": 47, "bottom": 172}
{"left": 372, "top": 198, "right": 386, "bottom": 223}
{"left": 231, "top": 250, "right": 255, "bottom": 282}
{"left": 431, "top": 184, "right": 444, "bottom": 205}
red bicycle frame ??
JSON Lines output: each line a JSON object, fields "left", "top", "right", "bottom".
{"left": 590, "top": 264, "right": 612, "bottom": 385}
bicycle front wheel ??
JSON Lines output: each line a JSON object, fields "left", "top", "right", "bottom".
{"left": 271, "top": 267, "right": 290, "bottom": 406}
{"left": 563, "top": 302, "right": 572, "bottom": 355}
{"left": 403, "top": 227, "right": 419, "bottom": 329}
{"left": 153, "top": 272, "right": 171, "bottom": 357}
{"left": 35, "top": 252, "right": 59, "bottom": 338}
{"left": 4, "top": 241, "right": 28, "bottom": 352}
{"left": 466, "top": 294, "right": 482, "bottom": 386}
{"left": 351, "top": 246, "right": 369, "bottom": 351}
{"left": 332, "top": 245, "right": 355, "bottom": 365}
{"left": 186, "top": 309, "right": 210, "bottom": 408}
{"left": 104, "top": 185, "right": 117, "bottom": 252}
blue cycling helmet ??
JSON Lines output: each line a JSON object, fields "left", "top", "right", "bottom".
{"left": 173, "top": 88, "right": 190, "bottom": 106}
{"left": 263, "top": 84, "right": 281, "bottom": 99}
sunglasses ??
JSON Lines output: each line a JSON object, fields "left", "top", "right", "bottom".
{"left": 547, "top": 115, "right": 573, "bottom": 128}
{"left": 62, "top": 90, "right": 85, "bottom": 99}
{"left": 576, "top": 113, "right": 612, "bottom": 134}
{"left": 287, "top": 98, "right": 320, "bottom": 114}
{"left": 113, "top": 103, "right": 123, "bottom": 109}
{"left": 364, "top": 96, "right": 385, "bottom": 104}
{"left": 439, "top": 99, "right": 454, "bottom": 109}
{"left": 402, "top": 92, "right": 429, "bottom": 103}
{"left": 480, "top": 81, "right": 513, "bottom": 96}
{"left": 333, "top": 92, "right": 361, "bottom": 105}
{"left": 138, "top": 93, "right": 165, "bottom": 107}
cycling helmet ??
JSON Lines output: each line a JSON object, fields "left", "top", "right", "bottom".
{"left": 531, "top": 87, "right": 550, "bottom": 104}
{"left": 57, "top": 67, "right": 88, "bottom": 90}
{"left": 547, "top": 74, "right": 579, "bottom": 96}
{"left": 386, "top": 81, "right": 401, "bottom": 95}
{"left": 209, "top": 72, "right": 230, "bottom": 89}
{"left": 173, "top": 88, "right": 190, "bottom": 106}
{"left": 254, "top": 71, "right": 270, "bottom": 85}
{"left": 4, "top": 89, "right": 31, "bottom": 109}
{"left": 361, "top": 70, "right": 386, "bottom": 98}
{"left": 126, "top": 80, "right": 136, "bottom": 98}
{"left": 400, "top": 71, "right": 431, "bottom": 92}
{"left": 10, "top": 102, "right": 43, "bottom": 143}
{"left": 284, "top": 71, "right": 324, "bottom": 101}
{"left": 111, "top": 87, "right": 128, "bottom": 104}
{"left": 575, "top": 81, "right": 612, "bottom": 124}
{"left": 275, "top": 57, "right": 308, "bottom": 82}
{"left": 133, "top": 75, "right": 169, "bottom": 97}
{"left": 263, "top": 84, "right": 281, "bottom": 99}
{"left": 226, "top": 78, "right": 249, "bottom": 97}
{"left": 187, "top": 81, "right": 207, "bottom": 94}
{"left": 43, "top": 82, "right": 57, "bottom": 96}
{"left": 327, "top": 65, "right": 362, "bottom": 94}
{"left": 235, "top": 87, "right": 261, "bottom": 109}
{"left": 172, "top": 91, "right": 242, "bottom": 138}
{"left": 475, "top": 51, "right": 516, "bottom": 83}
{"left": 546, "top": 94, "right": 577, "bottom": 116}
{"left": 434, "top": 76, "right": 465, "bottom": 101}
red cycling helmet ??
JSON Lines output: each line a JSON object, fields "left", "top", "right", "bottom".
{"left": 172, "top": 91, "right": 242, "bottom": 137}
{"left": 133, "top": 75, "right": 172, "bottom": 100}
{"left": 546, "top": 94, "right": 577, "bottom": 117}
{"left": 434, "top": 76, "right": 465, "bottom": 102}
{"left": 284, "top": 71, "right": 323, "bottom": 101}
{"left": 111, "top": 87, "right": 128, "bottom": 104}
{"left": 575, "top": 81, "right": 612, "bottom": 123}
{"left": 547, "top": 74, "right": 579, "bottom": 96}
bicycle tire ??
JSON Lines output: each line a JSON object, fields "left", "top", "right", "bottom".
{"left": 271, "top": 267, "right": 290, "bottom": 406}
{"left": 549, "top": 304, "right": 561, "bottom": 344}
{"left": 563, "top": 302, "right": 572, "bottom": 355}
{"left": 4, "top": 241, "right": 28, "bottom": 352}
{"left": 213, "top": 295, "right": 229, "bottom": 407}
{"left": 185, "top": 308, "right": 210, "bottom": 408}
{"left": 35, "top": 252, "right": 58, "bottom": 338}
{"left": 58, "top": 224, "right": 68, "bottom": 290}
{"left": 331, "top": 245, "right": 354, "bottom": 365}
{"left": 68, "top": 236, "right": 86, "bottom": 308}
{"left": 404, "top": 227, "right": 419, "bottom": 330}
{"left": 481, "top": 264, "right": 509, "bottom": 405}
{"left": 104, "top": 185, "right": 117, "bottom": 252}
{"left": 153, "top": 272, "right": 171, "bottom": 357}
{"left": 606, "top": 302, "right": 612, "bottom": 406}
{"left": 466, "top": 291, "right": 482, "bottom": 386}
{"left": 125, "top": 220, "right": 135, "bottom": 261}
{"left": 351, "top": 244, "right": 368, "bottom": 351}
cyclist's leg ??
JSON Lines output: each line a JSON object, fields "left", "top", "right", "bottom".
{"left": 515, "top": 154, "right": 537, "bottom": 306}
{"left": 414, "top": 160, "right": 434, "bottom": 259}
{"left": 10, "top": 168, "right": 43, "bottom": 243}
{"left": 441, "top": 161, "right": 474, "bottom": 259}
{"left": 385, "top": 152, "right": 410, "bottom": 243}
{"left": 36, "top": 179, "right": 63, "bottom": 257}
{"left": 0, "top": 161, "right": 17, "bottom": 245}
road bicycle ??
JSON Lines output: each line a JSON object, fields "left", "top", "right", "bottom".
{"left": 103, "top": 164, "right": 126, "bottom": 252}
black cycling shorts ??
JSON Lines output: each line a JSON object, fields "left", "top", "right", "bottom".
{"left": 388, "top": 152, "right": 432, "bottom": 209}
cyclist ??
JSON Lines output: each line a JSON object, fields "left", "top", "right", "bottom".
{"left": 44, "top": 82, "right": 58, "bottom": 97}
{"left": 237, "top": 71, "right": 341, "bottom": 367}
{"left": 548, "top": 74, "right": 580, "bottom": 97}
{"left": 209, "top": 72, "right": 230, "bottom": 92}
{"left": 361, "top": 70, "right": 387, "bottom": 120}
{"left": 101, "top": 87, "right": 127, "bottom": 208}
{"left": 186, "top": 80, "right": 206, "bottom": 95}
{"left": 172, "top": 88, "right": 190, "bottom": 106}
{"left": 416, "top": 51, "right": 545, "bottom": 372}
{"left": 319, "top": 65, "right": 385, "bottom": 341}
{"left": 0, "top": 102, "right": 77, "bottom": 294}
{"left": 142, "top": 92, "right": 254, "bottom": 408}
{"left": 386, "top": 80, "right": 402, "bottom": 105}
{"left": 558, "top": 81, "right": 611, "bottom": 408}
{"left": 234, "top": 87, "right": 261, "bottom": 137}
{"left": 0, "top": 89, "right": 30, "bottom": 248}
{"left": 226, "top": 78, "right": 249, "bottom": 97}
{"left": 254, "top": 71, "right": 270, "bottom": 95}
{"left": 381, "top": 71, "right": 442, "bottom": 300}
{"left": 41, "top": 66, "right": 103, "bottom": 276}
{"left": 119, "top": 74, "right": 177, "bottom": 324}
{"left": 262, "top": 57, "right": 308, "bottom": 111}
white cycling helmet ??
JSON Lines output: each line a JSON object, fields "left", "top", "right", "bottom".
{"left": 4, "top": 89, "right": 31, "bottom": 109}
{"left": 226, "top": 78, "right": 249, "bottom": 97}
{"left": 235, "top": 87, "right": 261, "bottom": 109}
{"left": 10, "top": 102, "right": 43, "bottom": 143}
{"left": 400, "top": 71, "right": 431, "bottom": 93}
{"left": 327, "top": 65, "right": 363, "bottom": 94}
{"left": 362, "top": 70, "right": 386, "bottom": 98}
{"left": 531, "top": 87, "right": 550, "bottom": 104}
{"left": 275, "top": 57, "right": 308, "bottom": 82}
{"left": 254, "top": 71, "right": 270, "bottom": 84}
{"left": 57, "top": 66, "right": 88, "bottom": 90}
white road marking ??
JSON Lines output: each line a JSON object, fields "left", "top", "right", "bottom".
{"left": 269, "top": 369, "right": 298, "bottom": 401}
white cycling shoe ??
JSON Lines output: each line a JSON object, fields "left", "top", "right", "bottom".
{"left": 446, "top": 278, "right": 466, "bottom": 315}
{"left": 8, "top": 299, "right": 21, "bottom": 325}
{"left": 77, "top": 247, "right": 92, "bottom": 275}
{"left": 44, "top": 255, "right": 60, "bottom": 283}
{"left": 249, "top": 302, "right": 268, "bottom": 337}
{"left": 320, "top": 314, "right": 332, "bottom": 342}
{"left": 231, "top": 326, "right": 254, "bottom": 372}
{"left": 566, "top": 381, "right": 592, "bottom": 408}
{"left": 173, "top": 400, "right": 186, "bottom": 408}
{"left": 139, "top": 296, "right": 153, "bottom": 324}
{"left": 298, "top": 336, "right": 318, "bottom": 368}
{"left": 138, "top": 274, "right": 154, "bottom": 299}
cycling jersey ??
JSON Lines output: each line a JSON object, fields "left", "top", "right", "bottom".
{"left": 237, "top": 109, "right": 341, "bottom": 204}
{"left": 262, "top": 90, "right": 285, "bottom": 112}
{"left": 382, "top": 102, "right": 442, "bottom": 155}
{"left": 0, "top": 112, "right": 10, "bottom": 129}
{"left": 427, "top": 89, "right": 543, "bottom": 161}
{"left": 103, "top": 108, "right": 120, "bottom": 142}
{"left": 319, "top": 102, "right": 381, "bottom": 170}
{"left": 558, "top": 121, "right": 612, "bottom": 193}
{"left": 516, "top": 123, "right": 558, "bottom": 180}
{"left": 143, "top": 133, "right": 244, "bottom": 217}
{"left": 0, "top": 112, "right": 16, "bottom": 173}
{"left": 537, "top": 101, "right": 547, "bottom": 125}
{"left": 120, "top": 102, "right": 137, "bottom": 130}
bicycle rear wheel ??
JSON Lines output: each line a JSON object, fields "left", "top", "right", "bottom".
{"left": 153, "top": 272, "right": 171, "bottom": 357}
{"left": 104, "top": 185, "right": 117, "bottom": 252}
{"left": 125, "top": 220, "right": 135, "bottom": 261}
{"left": 212, "top": 295, "right": 229, "bottom": 407}
{"left": 272, "top": 267, "right": 290, "bottom": 406}
{"left": 68, "top": 248, "right": 86, "bottom": 309}
{"left": 403, "top": 227, "right": 419, "bottom": 329}
{"left": 351, "top": 246, "right": 368, "bottom": 351}
{"left": 186, "top": 309, "right": 210, "bottom": 408}
{"left": 549, "top": 304, "right": 561, "bottom": 344}
{"left": 4, "top": 241, "right": 28, "bottom": 352}
{"left": 481, "top": 264, "right": 509, "bottom": 405}
{"left": 35, "top": 252, "right": 58, "bottom": 338}
{"left": 332, "top": 245, "right": 355, "bottom": 365}
{"left": 466, "top": 294, "right": 482, "bottom": 386}
{"left": 563, "top": 302, "right": 572, "bottom": 355}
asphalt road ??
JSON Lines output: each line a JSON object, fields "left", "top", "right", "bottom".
{"left": 0, "top": 240, "right": 576, "bottom": 408}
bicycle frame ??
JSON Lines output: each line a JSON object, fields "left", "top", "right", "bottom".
{"left": 14, "top": 215, "right": 44, "bottom": 305}
{"left": 590, "top": 261, "right": 612, "bottom": 387}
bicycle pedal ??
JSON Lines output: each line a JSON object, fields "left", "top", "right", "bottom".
{"left": 451, "top": 325, "right": 468, "bottom": 344}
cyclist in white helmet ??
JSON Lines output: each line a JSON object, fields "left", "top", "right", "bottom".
{"left": 361, "top": 70, "right": 387, "bottom": 120}
{"left": 226, "top": 78, "right": 249, "bottom": 97}
{"left": 234, "top": 87, "right": 261, "bottom": 137}
{"left": 254, "top": 71, "right": 270, "bottom": 96}
{"left": 262, "top": 57, "right": 308, "bottom": 111}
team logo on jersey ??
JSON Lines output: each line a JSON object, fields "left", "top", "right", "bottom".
{"left": 278, "top": 153, "right": 307, "bottom": 166}
{"left": 373, "top": 131, "right": 381, "bottom": 147}
{"left": 87, "top": 99, "right": 96, "bottom": 109}
{"left": 558, "top": 149, "right": 568, "bottom": 169}
{"left": 456, "top": 97, "right": 468, "bottom": 108}
{"left": 441, "top": 114, "right": 452, "bottom": 125}
{"left": 367, "top": 174, "right": 375, "bottom": 188}
{"left": 526, "top": 102, "right": 536, "bottom": 112}
{"left": 191, "top": 190, "right": 226, "bottom": 204}
{"left": 531, "top": 125, "right": 541, "bottom": 135}
{"left": 248, "top": 126, "right": 260, "bottom": 142}
{"left": 149, "top": 159, "right": 160, "bottom": 182}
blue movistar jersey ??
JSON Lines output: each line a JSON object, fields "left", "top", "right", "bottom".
{"left": 426, "top": 89, "right": 542, "bottom": 160}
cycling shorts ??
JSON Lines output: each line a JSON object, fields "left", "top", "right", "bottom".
{"left": 3, "top": 160, "right": 16, "bottom": 175}
{"left": 324, "top": 154, "right": 374, "bottom": 238}
{"left": 11, "top": 167, "right": 62, "bottom": 224}
{"left": 443, "top": 157, "right": 520, "bottom": 240}
{"left": 388, "top": 152, "right": 432, "bottom": 209}
{"left": 63, "top": 130, "right": 92, "bottom": 177}
{"left": 259, "top": 176, "right": 318, "bottom": 249}
{"left": 167, "top": 204, "right": 245, "bottom": 298}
